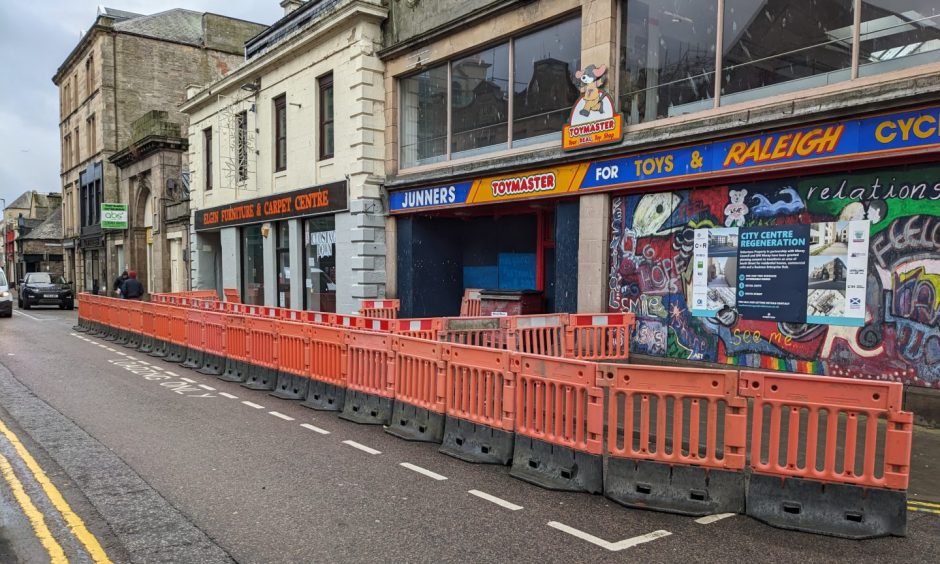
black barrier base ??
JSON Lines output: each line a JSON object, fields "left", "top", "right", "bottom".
{"left": 104, "top": 329, "right": 118, "bottom": 342}
{"left": 270, "top": 371, "right": 309, "bottom": 400}
{"left": 180, "top": 349, "right": 204, "bottom": 370}
{"left": 197, "top": 353, "right": 225, "bottom": 376}
{"left": 218, "top": 359, "right": 248, "bottom": 383}
{"left": 747, "top": 474, "right": 906, "bottom": 539}
{"left": 114, "top": 330, "right": 130, "bottom": 345}
{"left": 300, "top": 380, "right": 345, "bottom": 411}
{"left": 123, "top": 333, "right": 141, "bottom": 348}
{"left": 339, "top": 390, "right": 392, "bottom": 425}
{"left": 137, "top": 335, "right": 154, "bottom": 354}
{"left": 73, "top": 322, "right": 88, "bottom": 332}
{"left": 385, "top": 403, "right": 444, "bottom": 443}
{"left": 165, "top": 344, "right": 186, "bottom": 363}
{"left": 148, "top": 339, "right": 169, "bottom": 358}
{"left": 510, "top": 437, "right": 603, "bottom": 493}
{"left": 241, "top": 364, "right": 278, "bottom": 391}
{"left": 439, "top": 417, "right": 514, "bottom": 465}
{"left": 605, "top": 458, "right": 744, "bottom": 517}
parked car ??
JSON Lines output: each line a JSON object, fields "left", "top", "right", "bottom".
{"left": 0, "top": 267, "right": 11, "bottom": 317}
{"left": 18, "top": 273, "right": 74, "bottom": 310}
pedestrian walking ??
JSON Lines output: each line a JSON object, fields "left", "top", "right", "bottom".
{"left": 113, "top": 270, "right": 128, "bottom": 296}
{"left": 119, "top": 271, "right": 145, "bottom": 300}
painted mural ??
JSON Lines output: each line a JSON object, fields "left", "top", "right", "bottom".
{"left": 608, "top": 162, "right": 940, "bottom": 388}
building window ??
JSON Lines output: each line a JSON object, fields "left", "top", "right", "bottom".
{"left": 319, "top": 74, "right": 335, "bottom": 160}
{"left": 63, "top": 83, "right": 71, "bottom": 115}
{"left": 274, "top": 94, "right": 287, "bottom": 172}
{"left": 86, "top": 114, "right": 96, "bottom": 154}
{"left": 85, "top": 55, "right": 94, "bottom": 95}
{"left": 399, "top": 17, "right": 581, "bottom": 168}
{"left": 203, "top": 127, "right": 213, "bottom": 191}
{"left": 73, "top": 74, "right": 79, "bottom": 108}
{"left": 858, "top": 2, "right": 940, "bottom": 77}
{"left": 236, "top": 111, "right": 248, "bottom": 181}
{"left": 73, "top": 127, "right": 80, "bottom": 165}
{"left": 304, "top": 216, "right": 336, "bottom": 312}
{"left": 63, "top": 134, "right": 71, "bottom": 170}
{"left": 241, "top": 224, "right": 265, "bottom": 305}
{"left": 276, "top": 222, "right": 291, "bottom": 308}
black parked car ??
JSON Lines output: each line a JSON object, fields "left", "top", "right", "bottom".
{"left": 18, "top": 273, "right": 74, "bottom": 310}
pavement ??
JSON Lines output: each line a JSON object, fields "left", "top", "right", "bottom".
{"left": 0, "top": 304, "right": 938, "bottom": 563}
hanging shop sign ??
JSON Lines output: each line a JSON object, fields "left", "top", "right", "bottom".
{"left": 195, "top": 181, "right": 348, "bottom": 231}
{"left": 562, "top": 64, "right": 624, "bottom": 151}
{"left": 690, "top": 220, "right": 870, "bottom": 326}
{"left": 101, "top": 203, "right": 128, "bottom": 230}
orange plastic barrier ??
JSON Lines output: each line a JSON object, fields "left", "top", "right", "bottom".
{"left": 359, "top": 317, "right": 393, "bottom": 332}
{"left": 438, "top": 317, "right": 508, "bottom": 349}
{"left": 122, "top": 300, "right": 144, "bottom": 348}
{"left": 180, "top": 309, "right": 206, "bottom": 369}
{"left": 165, "top": 307, "right": 189, "bottom": 362}
{"left": 387, "top": 336, "right": 446, "bottom": 442}
{"left": 271, "top": 320, "right": 310, "bottom": 399}
{"left": 148, "top": 303, "right": 172, "bottom": 357}
{"left": 199, "top": 310, "right": 228, "bottom": 375}
{"left": 393, "top": 318, "right": 443, "bottom": 341}
{"left": 137, "top": 301, "right": 156, "bottom": 353}
{"left": 460, "top": 289, "right": 482, "bottom": 317}
{"left": 359, "top": 299, "right": 400, "bottom": 319}
{"left": 340, "top": 330, "right": 394, "bottom": 425}
{"left": 244, "top": 317, "right": 279, "bottom": 390}
{"left": 510, "top": 353, "right": 604, "bottom": 493}
{"left": 566, "top": 313, "right": 635, "bottom": 360}
{"left": 333, "top": 314, "right": 363, "bottom": 329}
{"left": 109, "top": 300, "right": 129, "bottom": 343}
{"left": 507, "top": 314, "right": 568, "bottom": 357}
{"left": 219, "top": 315, "right": 250, "bottom": 383}
{"left": 223, "top": 288, "right": 241, "bottom": 303}
{"left": 439, "top": 344, "right": 515, "bottom": 464}
{"left": 738, "top": 370, "right": 912, "bottom": 538}
{"left": 302, "top": 324, "right": 348, "bottom": 411}
{"left": 597, "top": 364, "right": 746, "bottom": 515}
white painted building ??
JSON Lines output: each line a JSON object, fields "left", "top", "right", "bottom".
{"left": 181, "top": 0, "right": 387, "bottom": 313}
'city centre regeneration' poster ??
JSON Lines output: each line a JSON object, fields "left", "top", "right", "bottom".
{"left": 691, "top": 221, "right": 870, "bottom": 326}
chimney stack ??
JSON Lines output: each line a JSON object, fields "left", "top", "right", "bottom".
{"left": 279, "top": 0, "right": 305, "bottom": 16}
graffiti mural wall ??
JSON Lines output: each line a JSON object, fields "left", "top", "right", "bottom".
{"left": 608, "top": 162, "right": 940, "bottom": 388}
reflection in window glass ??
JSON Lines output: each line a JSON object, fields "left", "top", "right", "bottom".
{"left": 721, "top": 0, "right": 854, "bottom": 103}
{"left": 276, "top": 222, "right": 291, "bottom": 309}
{"left": 451, "top": 43, "right": 510, "bottom": 158}
{"left": 400, "top": 65, "right": 448, "bottom": 168}
{"left": 859, "top": 1, "right": 940, "bottom": 77}
{"left": 620, "top": 0, "right": 717, "bottom": 124}
{"left": 241, "top": 225, "right": 265, "bottom": 305}
{"left": 513, "top": 18, "right": 582, "bottom": 146}
{"left": 304, "top": 217, "right": 336, "bottom": 312}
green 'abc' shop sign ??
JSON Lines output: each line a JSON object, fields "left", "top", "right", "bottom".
{"left": 101, "top": 203, "right": 128, "bottom": 230}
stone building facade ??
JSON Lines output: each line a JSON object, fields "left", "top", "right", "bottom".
{"left": 52, "top": 7, "right": 267, "bottom": 295}
{"left": 183, "top": 0, "right": 387, "bottom": 313}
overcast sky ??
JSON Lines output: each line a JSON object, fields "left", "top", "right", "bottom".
{"left": 0, "top": 1, "right": 283, "bottom": 209}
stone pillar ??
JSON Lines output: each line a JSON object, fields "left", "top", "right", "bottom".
{"left": 288, "top": 218, "right": 304, "bottom": 309}
{"left": 577, "top": 193, "right": 610, "bottom": 313}
{"left": 581, "top": 0, "right": 618, "bottom": 71}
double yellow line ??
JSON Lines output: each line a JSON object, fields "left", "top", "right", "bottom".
{"left": 908, "top": 500, "right": 940, "bottom": 515}
{"left": 0, "top": 419, "right": 111, "bottom": 563}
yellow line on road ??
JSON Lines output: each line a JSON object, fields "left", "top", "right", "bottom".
{"left": 908, "top": 505, "right": 940, "bottom": 515}
{"left": 0, "top": 419, "right": 111, "bottom": 563}
{"left": 908, "top": 500, "right": 940, "bottom": 509}
{"left": 0, "top": 452, "right": 68, "bottom": 563}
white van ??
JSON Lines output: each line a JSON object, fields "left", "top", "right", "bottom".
{"left": 0, "top": 267, "right": 11, "bottom": 318}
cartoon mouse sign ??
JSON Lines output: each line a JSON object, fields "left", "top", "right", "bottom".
{"left": 562, "top": 64, "right": 624, "bottom": 151}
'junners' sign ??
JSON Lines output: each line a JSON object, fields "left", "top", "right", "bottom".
{"left": 194, "top": 181, "right": 348, "bottom": 231}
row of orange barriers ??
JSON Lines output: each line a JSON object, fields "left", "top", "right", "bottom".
{"left": 75, "top": 293, "right": 913, "bottom": 539}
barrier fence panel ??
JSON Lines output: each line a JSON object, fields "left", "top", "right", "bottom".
{"left": 137, "top": 301, "right": 156, "bottom": 353}
{"left": 440, "top": 344, "right": 515, "bottom": 465}
{"left": 74, "top": 296, "right": 88, "bottom": 332}
{"left": 149, "top": 304, "right": 172, "bottom": 358}
{"left": 507, "top": 314, "right": 568, "bottom": 357}
{"left": 243, "top": 317, "right": 280, "bottom": 391}
{"left": 104, "top": 300, "right": 124, "bottom": 342}
{"left": 271, "top": 321, "right": 310, "bottom": 400}
{"left": 566, "top": 313, "right": 635, "bottom": 361}
{"left": 387, "top": 336, "right": 446, "bottom": 442}
{"left": 333, "top": 314, "right": 363, "bottom": 330}
{"left": 165, "top": 307, "right": 188, "bottom": 362}
{"left": 123, "top": 301, "right": 144, "bottom": 349}
{"left": 738, "top": 370, "right": 912, "bottom": 539}
{"left": 359, "top": 317, "right": 393, "bottom": 332}
{"left": 510, "top": 353, "right": 604, "bottom": 493}
{"left": 596, "top": 364, "right": 746, "bottom": 516}
{"left": 219, "top": 315, "right": 250, "bottom": 383}
{"left": 359, "top": 299, "right": 400, "bottom": 319}
{"left": 198, "top": 311, "right": 228, "bottom": 376}
{"left": 340, "top": 330, "right": 394, "bottom": 425}
{"left": 300, "top": 325, "right": 348, "bottom": 411}
{"left": 180, "top": 309, "right": 206, "bottom": 370}
{"left": 111, "top": 300, "right": 131, "bottom": 345}
{"left": 460, "top": 289, "right": 482, "bottom": 317}
{"left": 439, "top": 317, "right": 508, "bottom": 349}
{"left": 394, "top": 318, "right": 443, "bottom": 341}
{"left": 223, "top": 288, "right": 241, "bottom": 303}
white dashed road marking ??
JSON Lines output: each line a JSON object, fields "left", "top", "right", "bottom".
{"left": 695, "top": 513, "right": 735, "bottom": 525}
{"left": 547, "top": 522, "right": 671, "bottom": 552}
{"left": 468, "top": 490, "right": 522, "bottom": 510}
{"left": 115, "top": 352, "right": 127, "bottom": 356}
{"left": 400, "top": 463, "right": 447, "bottom": 481}
{"left": 198, "top": 384, "right": 216, "bottom": 391}
{"left": 342, "top": 440, "right": 381, "bottom": 455}
{"left": 242, "top": 401, "right": 265, "bottom": 410}
{"left": 219, "top": 393, "right": 239, "bottom": 399}
{"left": 300, "top": 423, "right": 330, "bottom": 435}
{"left": 180, "top": 377, "right": 196, "bottom": 383}
{"left": 269, "top": 411, "right": 294, "bottom": 421}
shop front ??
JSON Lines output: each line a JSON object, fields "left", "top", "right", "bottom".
{"left": 194, "top": 181, "right": 347, "bottom": 311}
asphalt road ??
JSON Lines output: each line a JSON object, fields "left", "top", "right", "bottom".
{"left": 0, "top": 304, "right": 939, "bottom": 563}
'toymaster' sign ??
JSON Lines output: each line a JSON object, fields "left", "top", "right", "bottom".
{"left": 195, "top": 181, "right": 348, "bottom": 231}
{"left": 390, "top": 105, "right": 940, "bottom": 213}
{"left": 101, "top": 203, "right": 128, "bottom": 229}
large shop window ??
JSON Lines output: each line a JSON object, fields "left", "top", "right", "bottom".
{"left": 241, "top": 225, "right": 265, "bottom": 305}
{"left": 400, "top": 17, "right": 581, "bottom": 168}
{"left": 304, "top": 217, "right": 336, "bottom": 312}
{"left": 858, "top": 1, "right": 940, "bottom": 77}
